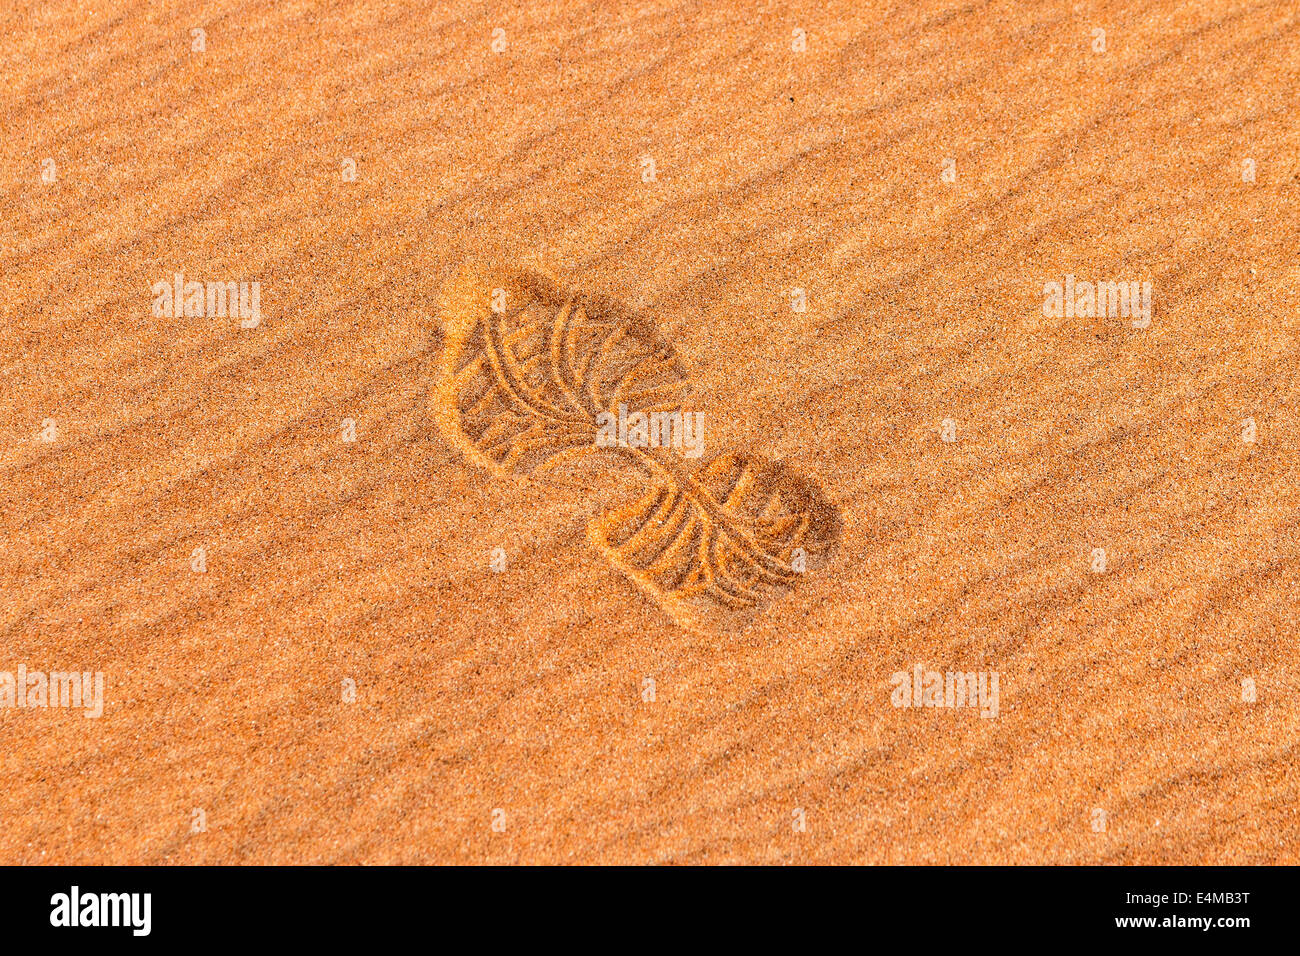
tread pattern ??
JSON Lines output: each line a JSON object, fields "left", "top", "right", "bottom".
{"left": 435, "top": 263, "right": 840, "bottom": 632}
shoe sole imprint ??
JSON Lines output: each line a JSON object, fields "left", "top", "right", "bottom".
{"left": 434, "top": 262, "right": 841, "bottom": 633}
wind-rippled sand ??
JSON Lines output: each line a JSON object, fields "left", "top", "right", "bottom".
{"left": 2, "top": 0, "right": 1297, "bottom": 863}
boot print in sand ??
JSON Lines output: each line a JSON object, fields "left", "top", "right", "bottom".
{"left": 434, "top": 264, "right": 841, "bottom": 633}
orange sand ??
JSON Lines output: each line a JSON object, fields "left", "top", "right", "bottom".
{"left": 2, "top": 0, "right": 1298, "bottom": 864}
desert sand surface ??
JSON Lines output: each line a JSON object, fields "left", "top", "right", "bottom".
{"left": 2, "top": 0, "right": 1298, "bottom": 864}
